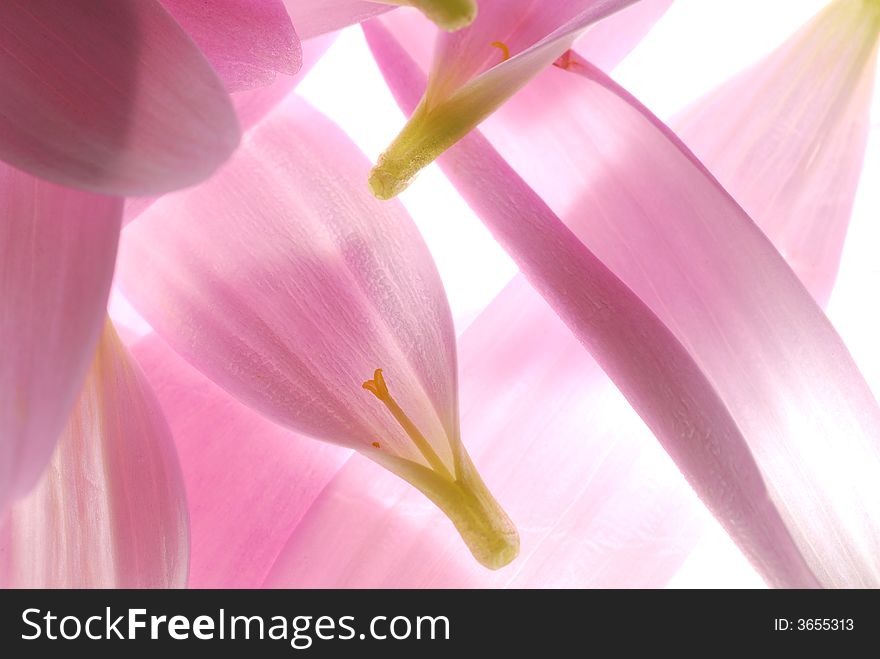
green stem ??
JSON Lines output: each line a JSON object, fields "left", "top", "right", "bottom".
{"left": 372, "top": 447, "right": 520, "bottom": 570}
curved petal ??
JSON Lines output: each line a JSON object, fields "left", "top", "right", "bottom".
{"left": 132, "top": 334, "right": 350, "bottom": 588}
{"left": 674, "top": 0, "right": 880, "bottom": 304}
{"left": 0, "top": 0, "right": 239, "bottom": 196}
{"left": 0, "top": 321, "right": 188, "bottom": 588}
{"left": 366, "top": 19, "right": 880, "bottom": 587}
{"left": 159, "top": 0, "right": 302, "bottom": 92}
{"left": 119, "top": 97, "right": 516, "bottom": 568}
{"left": 120, "top": 98, "right": 456, "bottom": 462}
{"left": 0, "top": 165, "right": 120, "bottom": 513}
{"left": 574, "top": 0, "right": 672, "bottom": 72}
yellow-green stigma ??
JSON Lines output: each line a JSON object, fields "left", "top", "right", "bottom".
{"left": 369, "top": 37, "right": 517, "bottom": 201}
{"left": 362, "top": 368, "right": 519, "bottom": 569}
{"left": 368, "top": 94, "right": 477, "bottom": 200}
{"left": 388, "top": 0, "right": 478, "bottom": 32}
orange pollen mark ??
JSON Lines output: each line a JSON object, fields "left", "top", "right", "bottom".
{"left": 490, "top": 40, "right": 510, "bottom": 62}
{"left": 372, "top": 441, "right": 381, "bottom": 449}
{"left": 552, "top": 49, "right": 584, "bottom": 72}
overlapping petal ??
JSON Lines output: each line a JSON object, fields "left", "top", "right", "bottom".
{"left": 0, "top": 321, "right": 188, "bottom": 588}
{"left": 119, "top": 96, "right": 516, "bottom": 568}
{"left": 122, "top": 33, "right": 334, "bottom": 225}
{"left": 133, "top": 334, "right": 350, "bottom": 588}
{"left": 0, "top": 0, "right": 239, "bottom": 195}
{"left": 367, "top": 18, "right": 880, "bottom": 587}
{"left": 159, "top": 0, "right": 302, "bottom": 92}
{"left": 0, "top": 165, "right": 120, "bottom": 513}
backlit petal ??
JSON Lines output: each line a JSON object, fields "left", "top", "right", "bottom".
{"left": 0, "top": 321, "right": 188, "bottom": 588}
{"left": 0, "top": 0, "right": 239, "bottom": 195}
{"left": 160, "top": 0, "right": 302, "bottom": 92}
{"left": 0, "top": 165, "right": 120, "bottom": 513}
{"left": 367, "top": 18, "right": 880, "bottom": 587}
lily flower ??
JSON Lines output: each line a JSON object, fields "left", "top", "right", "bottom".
{"left": 0, "top": 320, "right": 187, "bottom": 588}
{"left": 5, "top": 0, "right": 878, "bottom": 590}
{"left": 103, "top": 5, "right": 684, "bottom": 588}
{"left": 366, "top": 0, "right": 880, "bottom": 587}
{"left": 118, "top": 96, "right": 519, "bottom": 569}
{"left": 250, "top": 0, "right": 879, "bottom": 588}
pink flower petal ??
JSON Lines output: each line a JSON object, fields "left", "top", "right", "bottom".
{"left": 266, "top": 276, "right": 704, "bottom": 588}
{"left": 159, "top": 0, "right": 302, "bottom": 92}
{"left": 366, "top": 19, "right": 880, "bottom": 587}
{"left": 574, "top": 0, "right": 672, "bottom": 72}
{"left": 132, "top": 333, "right": 350, "bottom": 588}
{"left": 0, "top": 165, "right": 120, "bottom": 514}
{"left": 119, "top": 96, "right": 516, "bottom": 568}
{"left": 0, "top": 321, "right": 188, "bottom": 588}
{"left": 231, "top": 34, "right": 336, "bottom": 130}
{"left": 674, "top": 0, "right": 880, "bottom": 304}
{"left": 122, "top": 33, "right": 334, "bottom": 225}
{"left": 282, "top": 0, "right": 391, "bottom": 39}
{"left": 0, "top": 0, "right": 239, "bottom": 195}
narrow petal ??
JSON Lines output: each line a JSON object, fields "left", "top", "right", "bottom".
{"left": 119, "top": 97, "right": 516, "bottom": 568}
{"left": 368, "top": 0, "right": 638, "bottom": 198}
{"left": 367, "top": 19, "right": 880, "bottom": 587}
{"left": 132, "top": 334, "right": 350, "bottom": 588}
{"left": 674, "top": 0, "right": 880, "bottom": 304}
{"left": 0, "top": 165, "right": 120, "bottom": 513}
{"left": 266, "top": 276, "right": 704, "bottom": 588}
{"left": 0, "top": 321, "right": 188, "bottom": 588}
{"left": 159, "top": 0, "right": 302, "bottom": 92}
{"left": 0, "top": 0, "right": 239, "bottom": 195}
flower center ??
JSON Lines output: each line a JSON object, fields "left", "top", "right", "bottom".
{"left": 362, "top": 368, "right": 453, "bottom": 479}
